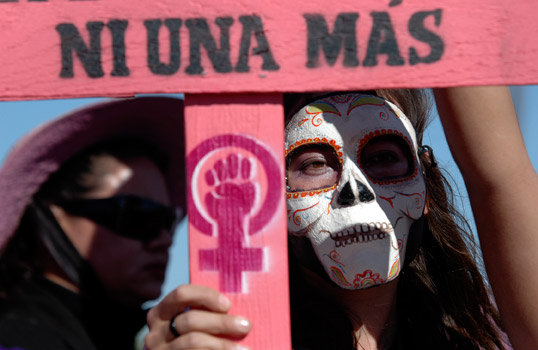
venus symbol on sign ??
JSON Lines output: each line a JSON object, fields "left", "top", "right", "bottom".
{"left": 188, "top": 134, "right": 281, "bottom": 293}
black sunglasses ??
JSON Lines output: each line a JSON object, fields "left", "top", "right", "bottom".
{"left": 54, "top": 195, "right": 181, "bottom": 242}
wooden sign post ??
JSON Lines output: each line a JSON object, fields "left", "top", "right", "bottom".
{"left": 185, "top": 94, "right": 288, "bottom": 348}
{"left": 1, "top": 0, "right": 538, "bottom": 348}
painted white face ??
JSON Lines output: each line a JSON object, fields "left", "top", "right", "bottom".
{"left": 286, "top": 94, "right": 426, "bottom": 289}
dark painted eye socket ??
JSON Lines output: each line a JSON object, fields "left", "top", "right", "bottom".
{"left": 359, "top": 135, "right": 414, "bottom": 181}
{"left": 286, "top": 144, "right": 341, "bottom": 192}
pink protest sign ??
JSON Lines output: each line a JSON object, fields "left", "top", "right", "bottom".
{"left": 1, "top": 0, "right": 538, "bottom": 100}
{"left": 185, "top": 94, "right": 290, "bottom": 349}
{"left": 1, "top": 1, "right": 535, "bottom": 348}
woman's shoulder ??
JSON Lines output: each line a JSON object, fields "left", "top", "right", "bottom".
{"left": 0, "top": 279, "right": 96, "bottom": 350}
{"left": 0, "top": 313, "right": 68, "bottom": 350}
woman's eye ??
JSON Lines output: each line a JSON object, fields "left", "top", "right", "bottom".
{"left": 287, "top": 145, "right": 340, "bottom": 191}
{"left": 301, "top": 159, "right": 330, "bottom": 173}
{"left": 360, "top": 136, "right": 413, "bottom": 180}
{"left": 362, "top": 152, "right": 399, "bottom": 167}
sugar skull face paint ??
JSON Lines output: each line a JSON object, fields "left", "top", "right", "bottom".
{"left": 285, "top": 94, "right": 426, "bottom": 289}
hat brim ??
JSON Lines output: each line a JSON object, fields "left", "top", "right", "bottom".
{"left": 0, "top": 97, "right": 185, "bottom": 251}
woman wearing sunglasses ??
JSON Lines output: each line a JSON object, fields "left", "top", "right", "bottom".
{"left": 145, "top": 87, "right": 538, "bottom": 350}
{"left": 0, "top": 97, "right": 186, "bottom": 350}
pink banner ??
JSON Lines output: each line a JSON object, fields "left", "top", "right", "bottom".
{"left": 0, "top": 0, "right": 537, "bottom": 100}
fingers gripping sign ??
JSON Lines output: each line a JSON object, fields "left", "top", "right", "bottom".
{"left": 202, "top": 153, "right": 263, "bottom": 292}
{"left": 145, "top": 284, "right": 251, "bottom": 350}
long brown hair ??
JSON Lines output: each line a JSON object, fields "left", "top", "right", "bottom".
{"left": 285, "top": 89, "right": 506, "bottom": 349}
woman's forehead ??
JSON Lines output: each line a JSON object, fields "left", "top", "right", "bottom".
{"left": 285, "top": 91, "right": 379, "bottom": 121}
{"left": 285, "top": 93, "right": 416, "bottom": 145}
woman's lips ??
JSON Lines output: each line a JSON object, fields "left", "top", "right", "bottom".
{"left": 143, "top": 258, "right": 168, "bottom": 277}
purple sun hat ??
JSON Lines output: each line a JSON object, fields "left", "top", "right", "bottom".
{"left": 0, "top": 96, "right": 185, "bottom": 252}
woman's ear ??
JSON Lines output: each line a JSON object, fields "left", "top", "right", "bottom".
{"left": 423, "top": 200, "right": 429, "bottom": 215}
{"left": 423, "top": 173, "right": 430, "bottom": 215}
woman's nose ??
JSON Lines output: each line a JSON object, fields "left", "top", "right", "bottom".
{"left": 145, "top": 229, "right": 174, "bottom": 251}
{"left": 336, "top": 180, "right": 374, "bottom": 206}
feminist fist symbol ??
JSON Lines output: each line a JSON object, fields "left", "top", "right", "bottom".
{"left": 199, "top": 153, "right": 263, "bottom": 293}
{"left": 204, "top": 154, "right": 256, "bottom": 223}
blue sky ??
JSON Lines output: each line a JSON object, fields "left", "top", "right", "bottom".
{"left": 0, "top": 87, "right": 536, "bottom": 298}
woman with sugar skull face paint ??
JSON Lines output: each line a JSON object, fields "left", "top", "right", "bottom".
{"left": 285, "top": 93, "right": 426, "bottom": 291}
{"left": 284, "top": 90, "right": 508, "bottom": 350}
{"left": 147, "top": 87, "right": 538, "bottom": 350}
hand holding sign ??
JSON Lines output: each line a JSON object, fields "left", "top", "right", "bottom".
{"left": 145, "top": 284, "right": 251, "bottom": 350}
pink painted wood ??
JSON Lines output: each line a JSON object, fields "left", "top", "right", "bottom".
{"left": 0, "top": 0, "right": 538, "bottom": 100}
{"left": 184, "top": 94, "right": 290, "bottom": 349}
{"left": 2, "top": 1, "right": 536, "bottom": 348}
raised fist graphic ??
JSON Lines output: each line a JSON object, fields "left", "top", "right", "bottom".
{"left": 204, "top": 153, "right": 256, "bottom": 225}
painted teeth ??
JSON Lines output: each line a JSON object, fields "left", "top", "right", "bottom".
{"left": 330, "top": 222, "right": 391, "bottom": 248}
{"left": 333, "top": 231, "right": 388, "bottom": 248}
